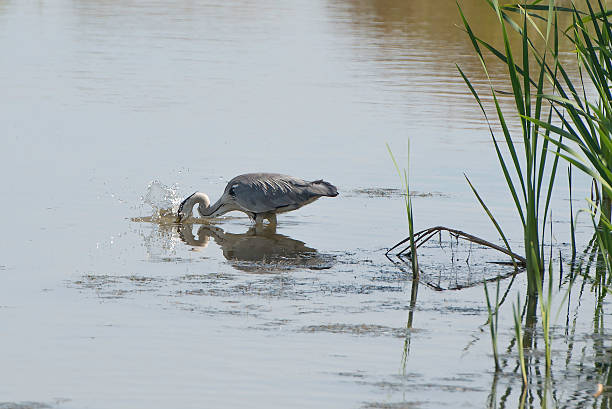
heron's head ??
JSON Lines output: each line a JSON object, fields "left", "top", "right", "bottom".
{"left": 176, "top": 192, "right": 196, "bottom": 223}
{"left": 176, "top": 192, "right": 211, "bottom": 223}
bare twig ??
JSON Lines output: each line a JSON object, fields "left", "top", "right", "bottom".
{"left": 386, "top": 226, "right": 527, "bottom": 266}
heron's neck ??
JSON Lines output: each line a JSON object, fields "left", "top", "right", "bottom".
{"left": 196, "top": 197, "right": 223, "bottom": 217}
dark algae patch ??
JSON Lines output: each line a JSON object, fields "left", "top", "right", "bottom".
{"left": 299, "top": 323, "right": 417, "bottom": 338}
{"left": 348, "top": 188, "right": 446, "bottom": 198}
{"left": 0, "top": 402, "right": 55, "bottom": 409}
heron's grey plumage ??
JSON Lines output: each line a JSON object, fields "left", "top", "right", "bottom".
{"left": 176, "top": 173, "right": 338, "bottom": 224}
{"left": 227, "top": 173, "right": 337, "bottom": 214}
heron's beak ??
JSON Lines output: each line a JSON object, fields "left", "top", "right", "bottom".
{"left": 175, "top": 214, "right": 183, "bottom": 223}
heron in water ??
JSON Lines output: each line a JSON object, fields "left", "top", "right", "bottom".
{"left": 176, "top": 173, "right": 338, "bottom": 225}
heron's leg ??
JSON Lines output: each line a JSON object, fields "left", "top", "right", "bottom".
{"left": 254, "top": 213, "right": 265, "bottom": 225}
{"left": 266, "top": 213, "right": 277, "bottom": 227}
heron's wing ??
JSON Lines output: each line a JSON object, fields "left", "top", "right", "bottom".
{"left": 227, "top": 173, "right": 337, "bottom": 214}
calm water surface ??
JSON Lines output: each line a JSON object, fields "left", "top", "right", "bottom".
{"left": 0, "top": 1, "right": 607, "bottom": 408}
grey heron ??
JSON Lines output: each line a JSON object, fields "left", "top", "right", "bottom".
{"left": 176, "top": 173, "right": 338, "bottom": 225}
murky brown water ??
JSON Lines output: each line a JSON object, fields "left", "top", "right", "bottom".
{"left": 1, "top": 0, "right": 609, "bottom": 408}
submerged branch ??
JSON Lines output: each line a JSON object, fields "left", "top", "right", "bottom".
{"left": 386, "top": 225, "right": 527, "bottom": 267}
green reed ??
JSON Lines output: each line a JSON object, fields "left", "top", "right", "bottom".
{"left": 458, "top": 0, "right": 561, "bottom": 296}
{"left": 525, "top": 1, "right": 612, "bottom": 221}
{"left": 484, "top": 279, "right": 502, "bottom": 371}
{"left": 522, "top": 1, "right": 612, "bottom": 289}
{"left": 568, "top": 165, "right": 577, "bottom": 261}
{"left": 510, "top": 262, "right": 555, "bottom": 391}
{"left": 387, "top": 141, "right": 419, "bottom": 275}
{"left": 593, "top": 212, "right": 612, "bottom": 287}
{"left": 532, "top": 249, "right": 554, "bottom": 376}
{"left": 512, "top": 293, "right": 528, "bottom": 385}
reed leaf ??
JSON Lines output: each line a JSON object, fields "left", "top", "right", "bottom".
{"left": 458, "top": 0, "right": 562, "bottom": 295}
{"left": 387, "top": 142, "right": 419, "bottom": 275}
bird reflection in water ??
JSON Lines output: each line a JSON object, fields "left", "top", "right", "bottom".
{"left": 177, "top": 224, "right": 333, "bottom": 273}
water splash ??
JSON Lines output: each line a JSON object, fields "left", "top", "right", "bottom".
{"left": 129, "top": 180, "right": 183, "bottom": 257}
{"left": 141, "top": 180, "right": 181, "bottom": 221}
{"left": 135, "top": 180, "right": 232, "bottom": 225}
